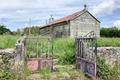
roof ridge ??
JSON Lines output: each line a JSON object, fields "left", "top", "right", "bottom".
{"left": 41, "top": 10, "right": 86, "bottom": 28}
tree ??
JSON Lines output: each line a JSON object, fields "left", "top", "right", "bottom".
{"left": 0, "top": 25, "right": 11, "bottom": 35}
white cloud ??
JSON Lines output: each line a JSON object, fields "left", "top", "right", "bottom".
{"left": 0, "top": 0, "right": 77, "bottom": 21}
{"left": 92, "top": 0, "right": 120, "bottom": 15}
{"left": 0, "top": 0, "right": 75, "bottom": 10}
{"left": 113, "top": 20, "right": 120, "bottom": 28}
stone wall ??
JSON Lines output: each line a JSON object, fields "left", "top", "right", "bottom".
{"left": 97, "top": 47, "right": 120, "bottom": 66}
{"left": 70, "top": 10, "right": 100, "bottom": 37}
{"left": 0, "top": 36, "right": 26, "bottom": 72}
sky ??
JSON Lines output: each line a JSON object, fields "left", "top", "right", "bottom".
{"left": 0, "top": 0, "right": 120, "bottom": 31}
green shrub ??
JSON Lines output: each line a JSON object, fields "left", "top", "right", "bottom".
{"left": 97, "top": 57, "right": 112, "bottom": 80}
{"left": 0, "top": 69, "right": 17, "bottom": 80}
{"left": 0, "top": 56, "right": 17, "bottom": 80}
{"left": 97, "top": 57, "right": 120, "bottom": 80}
{"left": 100, "top": 27, "right": 120, "bottom": 37}
{"left": 112, "top": 62, "right": 120, "bottom": 80}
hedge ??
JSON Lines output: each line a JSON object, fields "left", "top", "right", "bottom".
{"left": 100, "top": 27, "right": 120, "bottom": 37}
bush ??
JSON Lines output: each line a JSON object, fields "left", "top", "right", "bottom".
{"left": 97, "top": 57, "right": 120, "bottom": 80}
{"left": 0, "top": 69, "right": 17, "bottom": 80}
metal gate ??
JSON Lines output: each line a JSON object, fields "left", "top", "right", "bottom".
{"left": 25, "top": 35, "right": 53, "bottom": 72}
{"left": 76, "top": 31, "right": 97, "bottom": 77}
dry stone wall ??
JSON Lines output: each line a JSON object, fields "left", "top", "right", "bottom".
{"left": 0, "top": 36, "right": 26, "bottom": 72}
{"left": 97, "top": 47, "right": 120, "bottom": 66}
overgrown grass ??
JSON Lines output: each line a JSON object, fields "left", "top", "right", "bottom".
{"left": 97, "top": 37, "right": 120, "bottom": 47}
{"left": 27, "top": 65, "right": 88, "bottom": 80}
{"left": 25, "top": 37, "right": 75, "bottom": 64}
{"left": 53, "top": 38, "right": 75, "bottom": 64}
{"left": 1, "top": 35, "right": 120, "bottom": 79}
{"left": 52, "top": 37, "right": 120, "bottom": 64}
{"left": 0, "top": 35, "right": 120, "bottom": 64}
{"left": 0, "top": 35, "right": 120, "bottom": 48}
{"left": 0, "top": 35, "right": 19, "bottom": 48}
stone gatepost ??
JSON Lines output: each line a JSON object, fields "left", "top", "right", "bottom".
{"left": 14, "top": 36, "right": 26, "bottom": 79}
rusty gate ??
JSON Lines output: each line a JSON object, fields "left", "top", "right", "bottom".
{"left": 24, "top": 35, "right": 53, "bottom": 72}
{"left": 76, "top": 31, "right": 97, "bottom": 77}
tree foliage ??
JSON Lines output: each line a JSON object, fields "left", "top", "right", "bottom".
{"left": 0, "top": 25, "right": 11, "bottom": 35}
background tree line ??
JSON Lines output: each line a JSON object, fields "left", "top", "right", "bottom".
{"left": 0, "top": 24, "right": 120, "bottom": 38}
{"left": 23, "top": 26, "right": 41, "bottom": 35}
{"left": 0, "top": 25, "right": 41, "bottom": 35}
